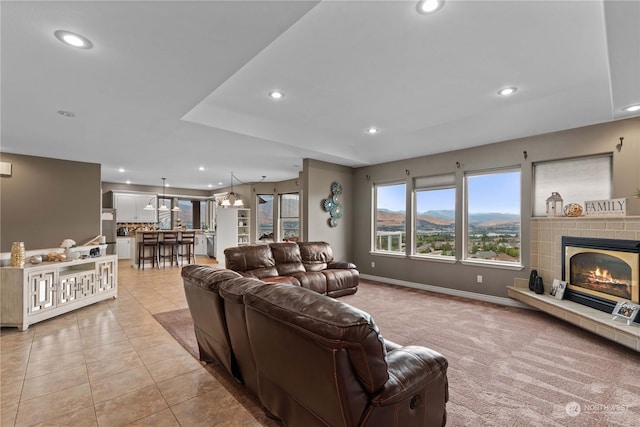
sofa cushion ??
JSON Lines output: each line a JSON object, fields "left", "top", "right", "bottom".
{"left": 322, "top": 269, "right": 359, "bottom": 295}
{"left": 298, "top": 241, "right": 334, "bottom": 271}
{"left": 224, "top": 245, "right": 279, "bottom": 279}
{"left": 218, "top": 277, "right": 266, "bottom": 304}
{"left": 269, "top": 243, "right": 306, "bottom": 276}
{"left": 245, "top": 284, "right": 389, "bottom": 394}
{"left": 291, "top": 271, "right": 327, "bottom": 294}
{"left": 181, "top": 265, "right": 243, "bottom": 291}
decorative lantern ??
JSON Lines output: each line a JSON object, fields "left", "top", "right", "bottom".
{"left": 546, "top": 192, "right": 563, "bottom": 217}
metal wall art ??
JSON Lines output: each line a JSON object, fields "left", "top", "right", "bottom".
{"left": 322, "top": 181, "right": 343, "bottom": 227}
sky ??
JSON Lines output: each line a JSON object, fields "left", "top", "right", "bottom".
{"left": 377, "top": 171, "right": 521, "bottom": 214}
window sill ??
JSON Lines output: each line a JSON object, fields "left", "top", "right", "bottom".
{"left": 409, "top": 255, "right": 457, "bottom": 264}
{"left": 369, "top": 251, "right": 406, "bottom": 259}
{"left": 460, "top": 259, "right": 525, "bottom": 271}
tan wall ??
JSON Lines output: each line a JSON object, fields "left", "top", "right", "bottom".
{"left": 302, "top": 159, "right": 354, "bottom": 261}
{"left": 352, "top": 117, "right": 640, "bottom": 299}
{"left": 0, "top": 153, "right": 101, "bottom": 252}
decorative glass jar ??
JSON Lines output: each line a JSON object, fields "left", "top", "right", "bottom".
{"left": 10, "top": 242, "right": 26, "bottom": 268}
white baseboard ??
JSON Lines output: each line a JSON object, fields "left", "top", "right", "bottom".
{"left": 360, "top": 274, "right": 533, "bottom": 309}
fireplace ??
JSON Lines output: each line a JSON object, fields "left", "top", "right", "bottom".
{"left": 562, "top": 237, "right": 640, "bottom": 323}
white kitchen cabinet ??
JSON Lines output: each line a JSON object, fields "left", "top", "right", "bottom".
{"left": 215, "top": 208, "right": 251, "bottom": 266}
{"left": 194, "top": 234, "right": 206, "bottom": 256}
{"left": 116, "top": 237, "right": 134, "bottom": 259}
{"left": 115, "top": 194, "right": 157, "bottom": 222}
{"left": 0, "top": 255, "right": 118, "bottom": 330}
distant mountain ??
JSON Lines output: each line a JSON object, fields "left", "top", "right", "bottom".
{"left": 380, "top": 209, "right": 519, "bottom": 228}
{"left": 468, "top": 212, "right": 520, "bottom": 227}
{"left": 419, "top": 210, "right": 455, "bottom": 220}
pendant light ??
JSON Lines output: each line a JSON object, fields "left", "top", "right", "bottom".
{"left": 221, "top": 172, "right": 243, "bottom": 207}
{"left": 143, "top": 197, "right": 155, "bottom": 211}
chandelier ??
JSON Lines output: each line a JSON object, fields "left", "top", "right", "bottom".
{"left": 221, "top": 172, "right": 243, "bottom": 207}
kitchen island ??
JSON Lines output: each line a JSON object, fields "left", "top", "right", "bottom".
{"left": 132, "top": 230, "right": 209, "bottom": 268}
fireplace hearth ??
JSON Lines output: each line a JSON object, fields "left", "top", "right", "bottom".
{"left": 562, "top": 237, "right": 640, "bottom": 323}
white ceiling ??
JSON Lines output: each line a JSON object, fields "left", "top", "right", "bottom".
{"left": 2, "top": 1, "right": 639, "bottom": 191}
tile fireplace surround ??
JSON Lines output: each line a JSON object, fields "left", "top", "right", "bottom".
{"left": 508, "top": 216, "right": 640, "bottom": 352}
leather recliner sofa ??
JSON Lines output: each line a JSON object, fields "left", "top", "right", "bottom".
{"left": 224, "top": 241, "right": 359, "bottom": 297}
{"left": 181, "top": 265, "right": 449, "bottom": 427}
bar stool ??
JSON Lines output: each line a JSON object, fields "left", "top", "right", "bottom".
{"left": 137, "top": 232, "right": 159, "bottom": 270}
{"left": 158, "top": 232, "right": 179, "bottom": 267}
{"left": 177, "top": 231, "right": 196, "bottom": 266}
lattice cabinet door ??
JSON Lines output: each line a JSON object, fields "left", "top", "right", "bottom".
{"left": 77, "top": 271, "right": 96, "bottom": 298}
{"left": 96, "top": 260, "right": 115, "bottom": 293}
{"left": 59, "top": 274, "right": 78, "bottom": 306}
{"left": 27, "top": 269, "right": 57, "bottom": 314}
{"left": 58, "top": 271, "right": 96, "bottom": 306}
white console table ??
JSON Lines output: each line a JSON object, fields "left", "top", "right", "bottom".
{"left": 0, "top": 255, "right": 117, "bottom": 330}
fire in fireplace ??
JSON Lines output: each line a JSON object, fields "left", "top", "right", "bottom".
{"left": 562, "top": 237, "right": 639, "bottom": 322}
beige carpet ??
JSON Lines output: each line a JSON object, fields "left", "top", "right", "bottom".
{"left": 155, "top": 280, "right": 640, "bottom": 426}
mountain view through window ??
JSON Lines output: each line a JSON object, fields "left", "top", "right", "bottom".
{"left": 375, "top": 170, "right": 521, "bottom": 264}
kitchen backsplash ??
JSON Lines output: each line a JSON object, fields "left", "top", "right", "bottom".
{"left": 117, "top": 223, "right": 158, "bottom": 236}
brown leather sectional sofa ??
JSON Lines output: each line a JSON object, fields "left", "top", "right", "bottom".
{"left": 224, "top": 241, "right": 359, "bottom": 297}
{"left": 181, "top": 245, "right": 449, "bottom": 427}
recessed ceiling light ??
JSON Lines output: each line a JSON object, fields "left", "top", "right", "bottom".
{"left": 118, "top": 168, "right": 125, "bottom": 173}
{"left": 54, "top": 30, "right": 93, "bottom": 49}
{"left": 218, "top": 182, "right": 223, "bottom": 186}
{"left": 126, "top": 180, "right": 131, "bottom": 184}
{"left": 268, "top": 91, "right": 285, "bottom": 100}
{"left": 498, "top": 87, "right": 518, "bottom": 96}
{"left": 623, "top": 104, "right": 640, "bottom": 112}
{"left": 208, "top": 184, "right": 213, "bottom": 188}
{"left": 417, "top": 0, "right": 444, "bottom": 14}
{"left": 366, "top": 127, "right": 380, "bottom": 135}
{"left": 57, "top": 110, "right": 75, "bottom": 118}
{"left": 198, "top": 166, "right": 205, "bottom": 171}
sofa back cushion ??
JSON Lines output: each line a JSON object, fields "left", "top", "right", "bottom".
{"left": 224, "top": 245, "right": 278, "bottom": 279}
{"left": 181, "top": 265, "right": 243, "bottom": 291}
{"left": 269, "top": 243, "right": 306, "bottom": 276}
{"left": 297, "top": 241, "right": 334, "bottom": 272}
{"left": 245, "top": 283, "right": 389, "bottom": 393}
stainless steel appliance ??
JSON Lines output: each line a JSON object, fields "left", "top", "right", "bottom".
{"left": 205, "top": 233, "right": 216, "bottom": 258}
{"left": 101, "top": 208, "right": 117, "bottom": 255}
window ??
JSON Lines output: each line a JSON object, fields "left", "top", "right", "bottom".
{"left": 257, "top": 194, "right": 274, "bottom": 242}
{"left": 199, "top": 202, "right": 207, "bottom": 229}
{"left": 465, "top": 169, "right": 521, "bottom": 264}
{"left": 533, "top": 154, "right": 612, "bottom": 217}
{"left": 279, "top": 193, "right": 300, "bottom": 241}
{"left": 374, "top": 182, "right": 406, "bottom": 253}
{"left": 158, "top": 197, "right": 172, "bottom": 229}
{"left": 414, "top": 174, "right": 456, "bottom": 258}
{"left": 176, "top": 200, "right": 193, "bottom": 229}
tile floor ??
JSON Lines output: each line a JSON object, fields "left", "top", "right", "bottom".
{"left": 1, "top": 257, "right": 263, "bottom": 426}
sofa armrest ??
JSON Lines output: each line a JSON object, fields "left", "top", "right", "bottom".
{"left": 371, "top": 346, "right": 448, "bottom": 407}
{"left": 327, "top": 261, "right": 357, "bottom": 269}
